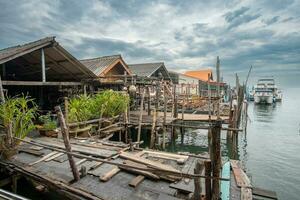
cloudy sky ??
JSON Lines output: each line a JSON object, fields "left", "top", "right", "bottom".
{"left": 0, "top": 0, "right": 299, "bottom": 87}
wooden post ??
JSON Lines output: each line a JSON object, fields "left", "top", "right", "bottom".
{"left": 163, "top": 84, "right": 167, "bottom": 149}
{"left": 137, "top": 89, "right": 145, "bottom": 148}
{"left": 147, "top": 86, "right": 151, "bottom": 116}
{"left": 150, "top": 108, "right": 157, "bottom": 149}
{"left": 55, "top": 106, "right": 80, "bottom": 181}
{"left": 64, "top": 97, "right": 69, "bottom": 125}
{"left": 193, "top": 160, "right": 204, "bottom": 200}
{"left": 83, "top": 84, "right": 87, "bottom": 96}
{"left": 211, "top": 119, "right": 222, "bottom": 200}
{"left": 41, "top": 48, "right": 46, "bottom": 82}
{"left": 216, "top": 56, "right": 220, "bottom": 118}
{"left": 124, "top": 107, "right": 128, "bottom": 144}
{"left": 204, "top": 160, "right": 212, "bottom": 200}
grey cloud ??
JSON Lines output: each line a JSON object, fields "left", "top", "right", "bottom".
{"left": 263, "top": 16, "right": 280, "bottom": 25}
{"left": 224, "top": 7, "right": 261, "bottom": 29}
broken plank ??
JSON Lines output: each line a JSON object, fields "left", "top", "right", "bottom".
{"left": 129, "top": 175, "right": 145, "bottom": 187}
{"left": 120, "top": 152, "right": 180, "bottom": 173}
{"left": 45, "top": 152, "right": 64, "bottom": 162}
{"left": 28, "top": 151, "right": 58, "bottom": 166}
{"left": 18, "top": 148, "right": 44, "bottom": 156}
{"left": 252, "top": 187, "right": 277, "bottom": 199}
{"left": 119, "top": 165, "right": 160, "bottom": 180}
{"left": 99, "top": 167, "right": 120, "bottom": 182}
{"left": 143, "top": 150, "right": 188, "bottom": 160}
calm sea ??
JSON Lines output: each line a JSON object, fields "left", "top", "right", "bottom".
{"left": 168, "top": 87, "right": 300, "bottom": 200}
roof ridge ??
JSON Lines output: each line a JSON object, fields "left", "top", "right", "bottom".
{"left": 0, "top": 36, "right": 55, "bottom": 52}
{"left": 128, "top": 62, "right": 164, "bottom": 66}
{"left": 80, "top": 54, "right": 121, "bottom": 62}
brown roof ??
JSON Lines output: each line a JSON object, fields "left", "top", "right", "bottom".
{"left": 0, "top": 37, "right": 55, "bottom": 65}
{"left": 80, "top": 55, "right": 131, "bottom": 76}
{"left": 0, "top": 37, "right": 97, "bottom": 81}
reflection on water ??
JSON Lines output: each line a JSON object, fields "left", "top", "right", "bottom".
{"left": 168, "top": 88, "right": 300, "bottom": 199}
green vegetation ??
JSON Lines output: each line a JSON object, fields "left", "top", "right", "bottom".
{"left": 0, "top": 96, "right": 38, "bottom": 142}
{"left": 39, "top": 112, "right": 57, "bottom": 130}
{"left": 68, "top": 90, "right": 129, "bottom": 123}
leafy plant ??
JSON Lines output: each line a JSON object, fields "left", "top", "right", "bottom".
{"left": 68, "top": 95, "right": 93, "bottom": 123}
{"left": 68, "top": 90, "right": 129, "bottom": 123}
{"left": 91, "top": 90, "right": 129, "bottom": 118}
{"left": 39, "top": 112, "right": 57, "bottom": 130}
{"left": 0, "top": 96, "right": 38, "bottom": 142}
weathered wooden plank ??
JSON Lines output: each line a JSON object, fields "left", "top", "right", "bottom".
{"left": 120, "top": 152, "right": 180, "bottom": 173}
{"left": 129, "top": 175, "right": 145, "bottom": 188}
{"left": 230, "top": 160, "right": 252, "bottom": 188}
{"left": 252, "top": 187, "right": 277, "bottom": 199}
{"left": 99, "top": 167, "right": 120, "bottom": 182}
{"left": 241, "top": 187, "right": 252, "bottom": 200}
{"left": 169, "top": 157, "right": 197, "bottom": 193}
{"left": 18, "top": 148, "right": 44, "bottom": 156}
{"left": 45, "top": 152, "right": 64, "bottom": 162}
{"left": 33, "top": 137, "right": 117, "bottom": 158}
{"left": 28, "top": 151, "right": 58, "bottom": 166}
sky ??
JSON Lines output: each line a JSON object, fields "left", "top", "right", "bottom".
{"left": 0, "top": 0, "right": 299, "bottom": 87}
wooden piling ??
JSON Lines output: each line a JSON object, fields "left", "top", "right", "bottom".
{"left": 211, "top": 119, "right": 222, "bottom": 200}
{"left": 204, "top": 160, "right": 212, "bottom": 200}
{"left": 137, "top": 89, "right": 145, "bottom": 147}
{"left": 150, "top": 108, "right": 157, "bottom": 149}
{"left": 194, "top": 160, "right": 204, "bottom": 200}
{"left": 163, "top": 84, "right": 167, "bottom": 149}
{"left": 55, "top": 106, "right": 80, "bottom": 181}
{"left": 147, "top": 86, "right": 151, "bottom": 116}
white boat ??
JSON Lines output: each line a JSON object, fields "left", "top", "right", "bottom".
{"left": 254, "top": 78, "right": 281, "bottom": 104}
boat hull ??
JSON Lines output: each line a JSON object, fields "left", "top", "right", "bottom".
{"left": 254, "top": 95, "right": 273, "bottom": 104}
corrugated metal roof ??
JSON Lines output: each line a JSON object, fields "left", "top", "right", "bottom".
{"left": 0, "top": 37, "right": 97, "bottom": 81}
{"left": 128, "top": 62, "right": 164, "bottom": 77}
{"left": 80, "top": 55, "right": 123, "bottom": 76}
{"left": 0, "top": 37, "right": 55, "bottom": 65}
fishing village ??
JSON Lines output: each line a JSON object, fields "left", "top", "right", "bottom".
{"left": 0, "top": 36, "right": 280, "bottom": 200}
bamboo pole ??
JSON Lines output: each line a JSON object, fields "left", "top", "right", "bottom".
{"left": 55, "top": 106, "right": 80, "bottom": 181}
{"left": 137, "top": 89, "right": 146, "bottom": 148}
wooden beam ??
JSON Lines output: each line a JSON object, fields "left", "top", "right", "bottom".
{"left": 1, "top": 80, "right": 83, "bottom": 86}
{"left": 129, "top": 175, "right": 145, "bottom": 187}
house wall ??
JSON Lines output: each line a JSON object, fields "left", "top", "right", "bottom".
{"left": 176, "top": 74, "right": 199, "bottom": 95}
